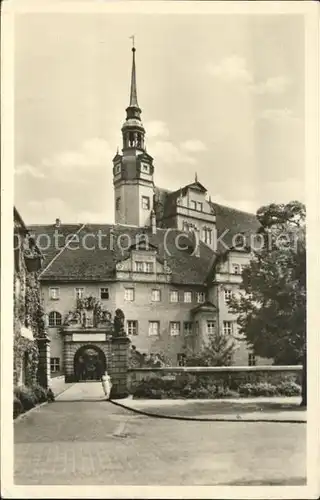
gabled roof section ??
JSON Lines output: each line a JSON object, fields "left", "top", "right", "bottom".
{"left": 37, "top": 224, "right": 216, "bottom": 285}
{"left": 187, "top": 180, "right": 207, "bottom": 193}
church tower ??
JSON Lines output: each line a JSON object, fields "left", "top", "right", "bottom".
{"left": 113, "top": 41, "right": 155, "bottom": 226}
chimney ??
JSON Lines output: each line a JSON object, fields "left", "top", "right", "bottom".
{"left": 150, "top": 209, "right": 156, "bottom": 235}
{"left": 55, "top": 218, "right": 61, "bottom": 228}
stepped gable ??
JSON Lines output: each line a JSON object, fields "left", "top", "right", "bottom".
{"left": 38, "top": 224, "right": 216, "bottom": 285}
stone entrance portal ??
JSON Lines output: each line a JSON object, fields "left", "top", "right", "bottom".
{"left": 74, "top": 345, "right": 106, "bottom": 382}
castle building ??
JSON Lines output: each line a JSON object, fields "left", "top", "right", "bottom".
{"left": 29, "top": 45, "right": 271, "bottom": 382}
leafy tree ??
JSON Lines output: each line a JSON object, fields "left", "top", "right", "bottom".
{"left": 185, "top": 332, "right": 236, "bottom": 367}
{"left": 230, "top": 201, "right": 306, "bottom": 405}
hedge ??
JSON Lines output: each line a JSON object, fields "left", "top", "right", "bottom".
{"left": 13, "top": 384, "right": 55, "bottom": 419}
{"left": 131, "top": 373, "right": 302, "bottom": 399}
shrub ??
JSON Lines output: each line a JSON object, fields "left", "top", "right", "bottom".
{"left": 14, "top": 385, "right": 38, "bottom": 411}
{"left": 32, "top": 384, "right": 48, "bottom": 403}
{"left": 276, "top": 380, "right": 302, "bottom": 396}
{"left": 13, "top": 396, "right": 24, "bottom": 419}
{"left": 238, "top": 382, "right": 279, "bottom": 397}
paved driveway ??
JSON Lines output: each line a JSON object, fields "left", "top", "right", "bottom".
{"left": 14, "top": 383, "right": 306, "bottom": 486}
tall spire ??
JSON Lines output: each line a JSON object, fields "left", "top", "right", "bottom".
{"left": 129, "top": 35, "right": 138, "bottom": 107}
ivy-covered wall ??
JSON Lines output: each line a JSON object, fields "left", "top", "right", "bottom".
{"left": 13, "top": 240, "right": 45, "bottom": 387}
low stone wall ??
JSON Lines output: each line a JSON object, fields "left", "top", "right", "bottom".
{"left": 128, "top": 365, "right": 302, "bottom": 392}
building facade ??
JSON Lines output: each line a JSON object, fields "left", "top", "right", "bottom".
{"left": 29, "top": 46, "right": 271, "bottom": 382}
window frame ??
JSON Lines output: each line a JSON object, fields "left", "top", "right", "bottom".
{"left": 224, "top": 289, "right": 232, "bottom": 304}
{"left": 183, "top": 291, "right": 192, "bottom": 303}
{"left": 248, "top": 353, "right": 256, "bottom": 366}
{"left": 148, "top": 321, "right": 160, "bottom": 337}
{"left": 183, "top": 321, "right": 193, "bottom": 336}
{"left": 151, "top": 289, "right": 161, "bottom": 302}
{"left": 126, "top": 320, "right": 138, "bottom": 336}
{"left": 50, "top": 357, "right": 61, "bottom": 373}
{"left": 190, "top": 200, "right": 197, "bottom": 210}
{"left": 100, "top": 287, "right": 109, "bottom": 300}
{"left": 232, "top": 264, "right": 241, "bottom": 275}
{"left": 223, "top": 320, "right": 233, "bottom": 335}
{"left": 75, "top": 287, "right": 85, "bottom": 299}
{"left": 197, "top": 202, "right": 203, "bottom": 212}
{"left": 135, "top": 261, "right": 144, "bottom": 272}
{"left": 169, "top": 290, "right": 179, "bottom": 303}
{"left": 49, "top": 287, "right": 60, "bottom": 301}
{"left": 196, "top": 292, "right": 205, "bottom": 303}
{"left": 48, "top": 311, "right": 62, "bottom": 328}
{"left": 169, "top": 321, "right": 181, "bottom": 336}
{"left": 141, "top": 196, "right": 150, "bottom": 210}
{"left": 206, "top": 320, "right": 216, "bottom": 335}
{"left": 124, "top": 288, "right": 135, "bottom": 301}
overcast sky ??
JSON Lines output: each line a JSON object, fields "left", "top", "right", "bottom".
{"left": 14, "top": 11, "right": 305, "bottom": 224}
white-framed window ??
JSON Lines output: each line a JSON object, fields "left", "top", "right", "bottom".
{"left": 151, "top": 289, "right": 161, "bottom": 302}
{"left": 170, "top": 321, "right": 181, "bottom": 336}
{"left": 224, "top": 289, "right": 232, "bottom": 304}
{"left": 50, "top": 357, "right": 60, "bottom": 373}
{"left": 184, "top": 321, "right": 193, "bottom": 335}
{"left": 48, "top": 311, "right": 62, "bottom": 327}
{"left": 49, "top": 287, "right": 60, "bottom": 300}
{"left": 232, "top": 264, "right": 241, "bottom": 275}
{"left": 196, "top": 292, "right": 205, "bottom": 303}
{"left": 115, "top": 197, "right": 121, "bottom": 210}
{"left": 148, "top": 321, "right": 160, "bottom": 336}
{"left": 190, "top": 200, "right": 197, "bottom": 210}
{"left": 170, "top": 290, "right": 179, "bottom": 303}
{"left": 197, "top": 202, "right": 203, "bottom": 212}
{"left": 248, "top": 353, "right": 256, "bottom": 366}
{"left": 124, "top": 288, "right": 135, "bottom": 301}
{"left": 203, "top": 228, "right": 212, "bottom": 245}
{"left": 100, "top": 288, "right": 109, "bottom": 300}
{"left": 135, "top": 261, "right": 144, "bottom": 272}
{"left": 207, "top": 320, "right": 216, "bottom": 334}
{"left": 142, "top": 196, "right": 150, "bottom": 210}
{"left": 127, "top": 320, "right": 138, "bottom": 336}
{"left": 75, "top": 287, "right": 85, "bottom": 299}
{"left": 145, "top": 262, "right": 154, "bottom": 273}
{"left": 223, "top": 321, "right": 233, "bottom": 335}
{"left": 184, "top": 291, "right": 192, "bottom": 303}
{"left": 115, "top": 164, "right": 121, "bottom": 174}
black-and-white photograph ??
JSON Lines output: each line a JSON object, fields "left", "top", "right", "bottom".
{"left": 2, "top": 1, "right": 319, "bottom": 498}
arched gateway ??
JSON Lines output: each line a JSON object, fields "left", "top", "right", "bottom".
{"left": 73, "top": 344, "right": 106, "bottom": 382}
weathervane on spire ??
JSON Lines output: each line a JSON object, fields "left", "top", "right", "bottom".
{"left": 129, "top": 35, "right": 135, "bottom": 49}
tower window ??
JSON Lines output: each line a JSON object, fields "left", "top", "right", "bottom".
{"left": 142, "top": 196, "right": 150, "bottom": 210}
{"left": 190, "top": 200, "right": 197, "bottom": 210}
{"left": 115, "top": 164, "right": 121, "bottom": 174}
{"left": 142, "top": 164, "right": 149, "bottom": 173}
{"left": 116, "top": 197, "right": 121, "bottom": 210}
